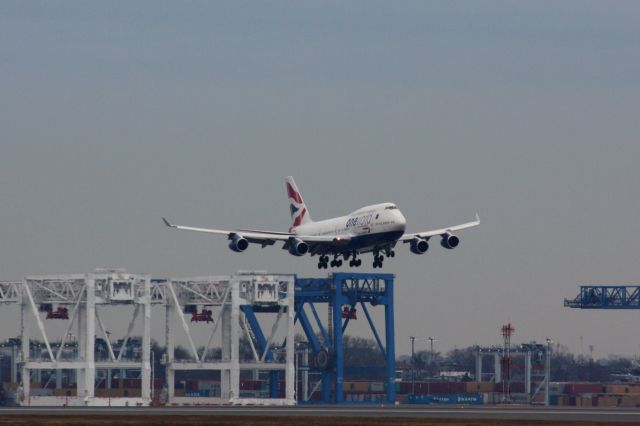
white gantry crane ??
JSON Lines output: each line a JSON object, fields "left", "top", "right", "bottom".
{"left": 160, "top": 273, "right": 295, "bottom": 405}
{"left": 0, "top": 270, "right": 295, "bottom": 406}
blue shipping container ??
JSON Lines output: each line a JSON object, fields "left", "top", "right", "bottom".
{"left": 185, "top": 389, "right": 210, "bottom": 397}
{"left": 408, "top": 393, "right": 483, "bottom": 405}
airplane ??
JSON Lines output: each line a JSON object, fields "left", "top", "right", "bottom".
{"left": 162, "top": 176, "right": 479, "bottom": 269}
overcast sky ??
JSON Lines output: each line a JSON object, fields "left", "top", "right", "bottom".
{"left": 1, "top": 1, "right": 640, "bottom": 359}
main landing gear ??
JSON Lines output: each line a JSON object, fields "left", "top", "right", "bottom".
{"left": 373, "top": 253, "right": 384, "bottom": 268}
{"left": 318, "top": 250, "right": 394, "bottom": 269}
{"left": 349, "top": 257, "right": 362, "bottom": 268}
{"left": 317, "top": 254, "right": 344, "bottom": 269}
{"left": 317, "top": 255, "right": 330, "bottom": 269}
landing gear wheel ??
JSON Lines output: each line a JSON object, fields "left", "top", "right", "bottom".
{"left": 318, "top": 255, "right": 330, "bottom": 269}
{"left": 336, "top": 260, "right": 343, "bottom": 267}
{"left": 356, "top": 259, "right": 362, "bottom": 267}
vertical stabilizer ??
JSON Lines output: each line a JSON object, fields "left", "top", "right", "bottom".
{"left": 285, "top": 176, "right": 313, "bottom": 231}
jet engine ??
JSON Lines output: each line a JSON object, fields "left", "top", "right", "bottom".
{"left": 228, "top": 234, "right": 249, "bottom": 252}
{"left": 288, "top": 238, "right": 309, "bottom": 256}
{"left": 440, "top": 233, "right": 460, "bottom": 249}
{"left": 410, "top": 238, "right": 429, "bottom": 254}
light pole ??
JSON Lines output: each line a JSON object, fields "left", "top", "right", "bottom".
{"left": 151, "top": 348, "right": 155, "bottom": 401}
{"left": 67, "top": 333, "right": 76, "bottom": 385}
{"left": 545, "top": 338, "right": 552, "bottom": 407}
{"left": 410, "top": 336, "right": 416, "bottom": 395}
{"left": 105, "top": 330, "right": 112, "bottom": 389}
{"left": 427, "top": 337, "right": 436, "bottom": 396}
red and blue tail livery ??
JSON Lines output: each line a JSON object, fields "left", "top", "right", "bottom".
{"left": 286, "top": 177, "right": 312, "bottom": 231}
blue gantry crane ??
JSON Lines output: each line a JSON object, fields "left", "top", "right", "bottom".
{"left": 294, "top": 272, "right": 396, "bottom": 404}
{"left": 241, "top": 272, "right": 396, "bottom": 404}
{"left": 565, "top": 285, "right": 640, "bottom": 309}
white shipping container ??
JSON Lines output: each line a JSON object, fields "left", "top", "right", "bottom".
{"left": 369, "top": 382, "right": 384, "bottom": 392}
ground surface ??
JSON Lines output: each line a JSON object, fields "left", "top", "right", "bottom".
{"left": 0, "top": 416, "right": 629, "bottom": 426}
{"left": 1, "top": 406, "right": 639, "bottom": 425}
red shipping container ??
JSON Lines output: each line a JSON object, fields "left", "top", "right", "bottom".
{"left": 121, "top": 378, "right": 141, "bottom": 388}
{"left": 565, "top": 383, "right": 603, "bottom": 394}
{"left": 425, "top": 382, "right": 449, "bottom": 394}
{"left": 449, "top": 382, "right": 466, "bottom": 393}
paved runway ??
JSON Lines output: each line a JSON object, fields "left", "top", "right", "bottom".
{"left": 2, "top": 405, "right": 640, "bottom": 423}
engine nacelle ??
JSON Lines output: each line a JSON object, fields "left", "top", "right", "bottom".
{"left": 410, "top": 238, "right": 429, "bottom": 255}
{"left": 288, "top": 238, "right": 309, "bottom": 256}
{"left": 440, "top": 233, "right": 460, "bottom": 249}
{"left": 228, "top": 234, "right": 249, "bottom": 252}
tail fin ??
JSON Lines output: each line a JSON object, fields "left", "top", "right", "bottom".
{"left": 285, "top": 176, "right": 313, "bottom": 231}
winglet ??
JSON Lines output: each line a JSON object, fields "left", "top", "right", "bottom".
{"left": 162, "top": 217, "right": 173, "bottom": 227}
{"left": 475, "top": 213, "right": 480, "bottom": 224}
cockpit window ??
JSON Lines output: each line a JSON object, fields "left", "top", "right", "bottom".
{"left": 385, "top": 206, "right": 398, "bottom": 210}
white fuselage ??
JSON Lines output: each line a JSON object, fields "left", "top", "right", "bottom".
{"left": 292, "top": 202, "right": 407, "bottom": 253}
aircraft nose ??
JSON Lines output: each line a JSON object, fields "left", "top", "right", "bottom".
{"left": 395, "top": 210, "right": 407, "bottom": 231}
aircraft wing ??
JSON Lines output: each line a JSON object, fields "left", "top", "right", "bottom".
{"left": 400, "top": 214, "right": 480, "bottom": 240}
{"left": 162, "top": 218, "right": 350, "bottom": 247}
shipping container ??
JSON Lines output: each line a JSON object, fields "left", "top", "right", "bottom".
{"left": 369, "top": 382, "right": 384, "bottom": 392}
{"left": 29, "top": 389, "right": 53, "bottom": 397}
{"left": 604, "top": 385, "right": 629, "bottom": 394}
{"left": 627, "top": 384, "right": 640, "bottom": 394}
{"left": 548, "top": 382, "right": 566, "bottom": 395}
{"left": 597, "top": 395, "right": 619, "bottom": 407}
{"left": 95, "top": 388, "right": 124, "bottom": 398}
{"left": 619, "top": 395, "right": 640, "bottom": 407}
{"left": 408, "top": 393, "right": 483, "bottom": 405}
{"left": 53, "top": 388, "right": 77, "bottom": 397}
{"left": 494, "top": 382, "right": 525, "bottom": 393}
{"left": 465, "top": 382, "right": 494, "bottom": 393}
{"left": 185, "top": 389, "right": 209, "bottom": 397}
{"left": 398, "top": 382, "right": 412, "bottom": 394}
{"left": 564, "top": 383, "right": 603, "bottom": 394}
{"left": 344, "top": 381, "right": 370, "bottom": 393}
{"left": 122, "top": 388, "right": 141, "bottom": 398}
{"left": 576, "top": 396, "right": 593, "bottom": 407}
